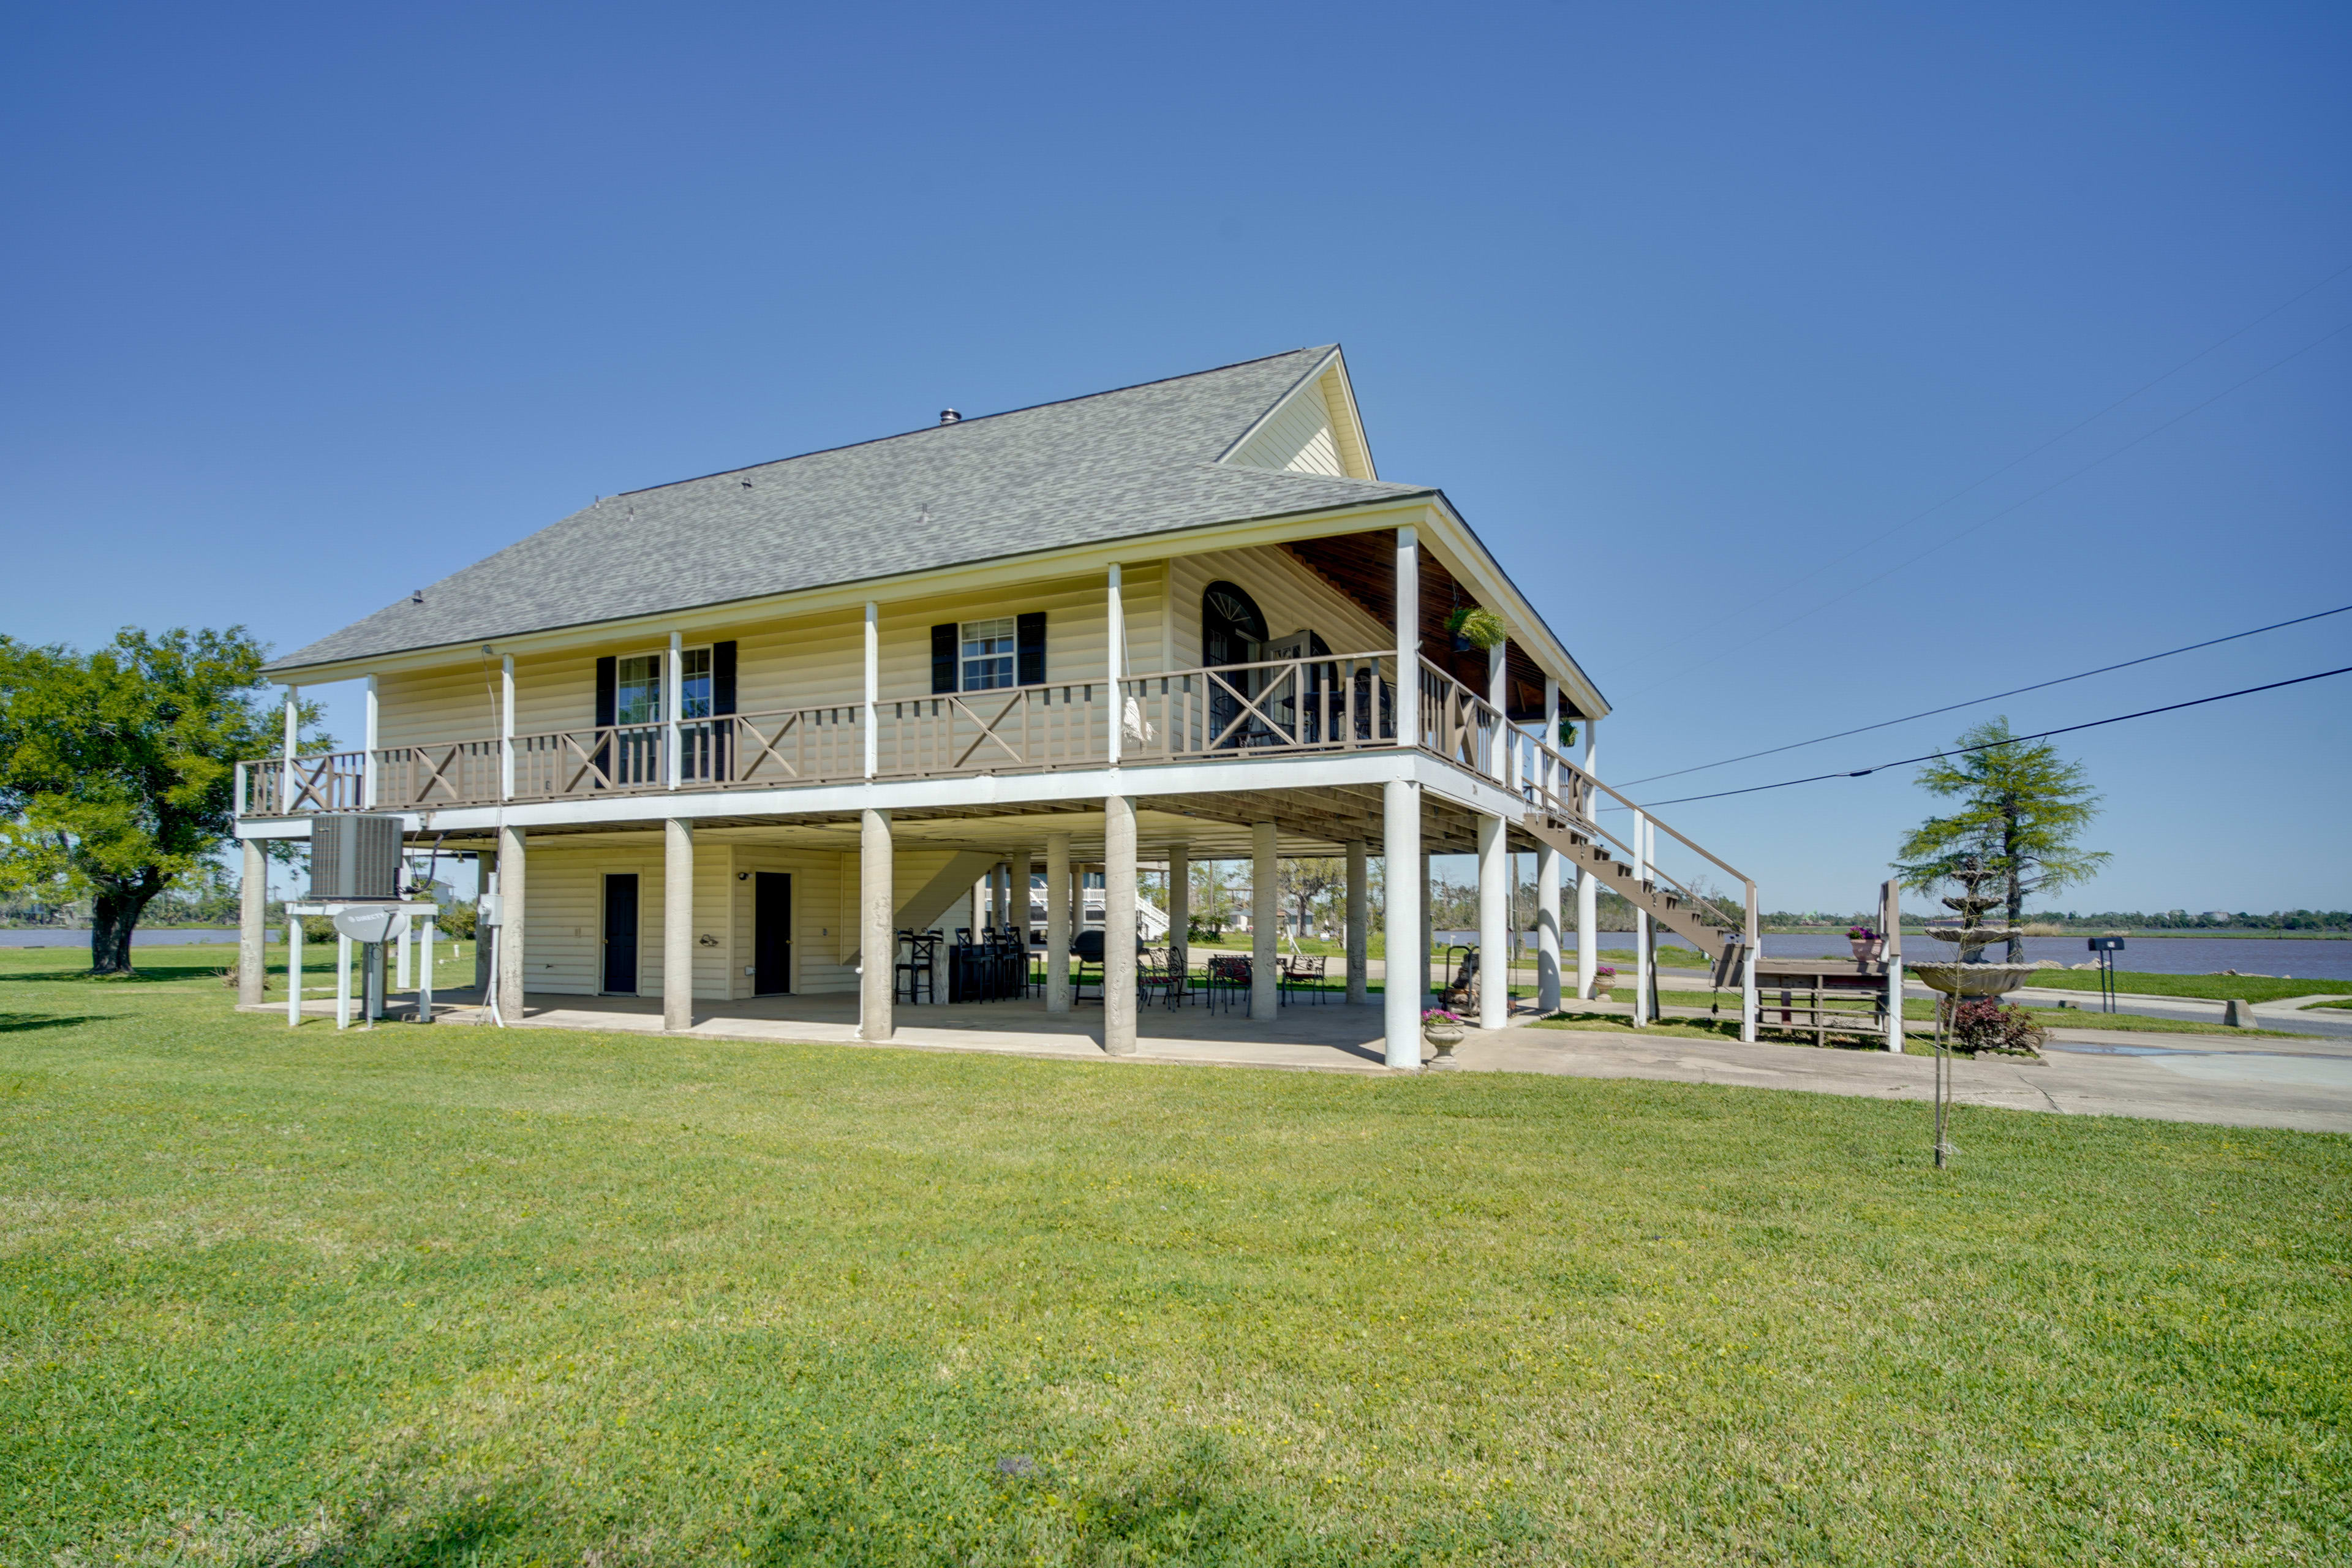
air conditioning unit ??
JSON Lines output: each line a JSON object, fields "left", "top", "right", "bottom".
{"left": 309, "top": 813, "right": 404, "bottom": 901}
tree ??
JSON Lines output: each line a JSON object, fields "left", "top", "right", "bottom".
{"left": 1894, "top": 716, "right": 2109, "bottom": 960}
{"left": 1189, "top": 860, "right": 1238, "bottom": 933}
{"left": 1277, "top": 856, "right": 1345, "bottom": 941}
{"left": 0, "top": 627, "right": 321, "bottom": 975}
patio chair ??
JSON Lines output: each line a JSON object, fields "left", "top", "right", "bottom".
{"left": 1070, "top": 928, "right": 1105, "bottom": 1003}
{"left": 1280, "top": 952, "right": 1328, "bottom": 1005}
{"left": 1205, "top": 953, "right": 1251, "bottom": 1012}
{"left": 895, "top": 929, "right": 940, "bottom": 1006}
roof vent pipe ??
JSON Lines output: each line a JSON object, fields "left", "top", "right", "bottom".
{"left": 940, "top": 409, "right": 961, "bottom": 424}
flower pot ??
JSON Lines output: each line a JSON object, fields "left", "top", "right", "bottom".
{"left": 1422, "top": 1022, "right": 1464, "bottom": 1059}
{"left": 1850, "top": 938, "right": 1885, "bottom": 961}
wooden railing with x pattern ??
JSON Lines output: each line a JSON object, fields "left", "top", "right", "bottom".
{"left": 232, "top": 654, "right": 1555, "bottom": 815}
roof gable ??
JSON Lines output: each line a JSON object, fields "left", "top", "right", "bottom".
{"left": 1219, "top": 348, "right": 1378, "bottom": 481}
{"left": 269, "top": 346, "right": 1428, "bottom": 674}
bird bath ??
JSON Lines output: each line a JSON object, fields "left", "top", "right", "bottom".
{"left": 1910, "top": 859, "right": 2035, "bottom": 1167}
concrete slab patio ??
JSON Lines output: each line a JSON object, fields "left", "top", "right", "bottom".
{"left": 243, "top": 984, "right": 2352, "bottom": 1136}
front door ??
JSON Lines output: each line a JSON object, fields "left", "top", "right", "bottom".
{"left": 755, "top": 872, "right": 791, "bottom": 995}
{"left": 602, "top": 873, "right": 639, "bottom": 994}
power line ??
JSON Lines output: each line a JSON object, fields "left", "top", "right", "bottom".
{"left": 1624, "top": 664, "right": 2352, "bottom": 810}
{"left": 1615, "top": 600, "right": 2352, "bottom": 788}
{"left": 1624, "top": 262, "right": 2352, "bottom": 699}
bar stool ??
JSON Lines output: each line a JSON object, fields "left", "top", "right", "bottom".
{"left": 895, "top": 929, "right": 940, "bottom": 1005}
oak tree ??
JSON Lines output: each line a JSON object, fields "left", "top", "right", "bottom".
{"left": 0, "top": 627, "right": 321, "bottom": 974}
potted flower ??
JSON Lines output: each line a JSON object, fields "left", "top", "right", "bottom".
{"left": 1421, "top": 1007, "right": 1466, "bottom": 1061}
{"left": 1847, "top": 924, "right": 1884, "bottom": 962}
{"left": 1587, "top": 962, "right": 1617, "bottom": 1000}
{"left": 1445, "top": 606, "right": 1507, "bottom": 652}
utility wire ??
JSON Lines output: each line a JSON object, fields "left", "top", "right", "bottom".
{"left": 1626, "top": 664, "right": 2352, "bottom": 810}
{"left": 1615, "top": 600, "right": 2352, "bottom": 788}
{"left": 1624, "top": 260, "right": 2352, "bottom": 699}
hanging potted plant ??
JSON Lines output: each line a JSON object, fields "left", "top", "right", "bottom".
{"left": 1557, "top": 717, "right": 1578, "bottom": 750}
{"left": 1446, "top": 606, "right": 1507, "bottom": 652}
{"left": 1847, "top": 924, "right": 1884, "bottom": 962}
{"left": 1421, "top": 1006, "right": 1466, "bottom": 1061}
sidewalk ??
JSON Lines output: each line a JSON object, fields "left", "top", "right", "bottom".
{"left": 245, "top": 982, "right": 2352, "bottom": 1135}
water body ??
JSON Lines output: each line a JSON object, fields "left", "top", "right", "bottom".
{"left": 1433, "top": 930, "right": 2352, "bottom": 982}
{"left": 0, "top": 928, "right": 264, "bottom": 948}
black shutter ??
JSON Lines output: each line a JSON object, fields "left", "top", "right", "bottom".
{"left": 931, "top": 623, "right": 958, "bottom": 694}
{"left": 1016, "top": 612, "right": 1046, "bottom": 685}
{"left": 592, "top": 655, "right": 617, "bottom": 790}
{"left": 712, "top": 640, "right": 737, "bottom": 714}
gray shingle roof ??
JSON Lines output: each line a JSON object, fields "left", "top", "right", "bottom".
{"left": 270, "top": 345, "right": 1431, "bottom": 673}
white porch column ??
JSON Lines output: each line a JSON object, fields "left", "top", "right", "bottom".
{"left": 1536, "top": 680, "right": 1562, "bottom": 1014}
{"left": 1631, "top": 809, "right": 1652, "bottom": 1027}
{"left": 1477, "top": 813, "right": 1509, "bottom": 1028}
{"left": 1166, "top": 842, "right": 1189, "bottom": 979}
{"left": 1381, "top": 778, "right": 1422, "bottom": 1068}
{"left": 285, "top": 913, "right": 304, "bottom": 1026}
{"left": 417, "top": 913, "right": 436, "bottom": 1025}
{"left": 362, "top": 675, "right": 380, "bottom": 808}
{"left": 1250, "top": 820, "right": 1278, "bottom": 1022}
{"left": 1575, "top": 718, "right": 1600, "bottom": 1000}
{"left": 1013, "top": 848, "right": 1035, "bottom": 949}
{"left": 496, "top": 825, "right": 527, "bottom": 1023}
{"left": 1488, "top": 638, "right": 1510, "bottom": 786}
{"left": 663, "top": 818, "right": 693, "bottom": 1032}
{"left": 238, "top": 837, "right": 266, "bottom": 1008}
{"left": 1344, "top": 838, "right": 1369, "bottom": 1006}
{"left": 335, "top": 934, "right": 353, "bottom": 1030}
{"left": 500, "top": 655, "right": 516, "bottom": 800}
{"left": 1106, "top": 564, "right": 1125, "bottom": 767}
{"left": 1395, "top": 524, "right": 1419, "bottom": 720}
{"left": 665, "top": 631, "right": 683, "bottom": 790}
{"left": 1882, "top": 876, "right": 1904, "bottom": 1054}
{"left": 279, "top": 687, "right": 298, "bottom": 811}
{"left": 1741, "top": 881, "right": 1761, "bottom": 1044}
{"left": 1418, "top": 850, "right": 1434, "bottom": 1006}
{"left": 863, "top": 601, "right": 880, "bottom": 779}
{"left": 1104, "top": 794, "right": 1138, "bottom": 1054}
{"left": 1046, "top": 831, "right": 1072, "bottom": 1012}
{"left": 858, "top": 808, "right": 892, "bottom": 1041}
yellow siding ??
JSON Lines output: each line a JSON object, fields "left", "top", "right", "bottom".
{"left": 1229, "top": 385, "right": 1344, "bottom": 477}
{"left": 514, "top": 839, "right": 734, "bottom": 998}
{"left": 369, "top": 569, "right": 1174, "bottom": 747}
{"left": 1166, "top": 544, "right": 1392, "bottom": 667}
{"left": 369, "top": 550, "right": 1413, "bottom": 747}
{"left": 374, "top": 663, "right": 500, "bottom": 748}
{"left": 508, "top": 840, "right": 991, "bottom": 1000}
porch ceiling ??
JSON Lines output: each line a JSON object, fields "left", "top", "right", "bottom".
{"left": 400, "top": 782, "right": 1527, "bottom": 862}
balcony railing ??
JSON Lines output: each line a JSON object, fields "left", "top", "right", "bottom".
{"left": 235, "top": 652, "right": 1540, "bottom": 816}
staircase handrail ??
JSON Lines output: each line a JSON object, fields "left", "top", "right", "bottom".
{"left": 1523, "top": 733, "right": 1753, "bottom": 891}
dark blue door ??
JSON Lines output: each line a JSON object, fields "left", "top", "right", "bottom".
{"left": 603, "top": 873, "right": 639, "bottom": 994}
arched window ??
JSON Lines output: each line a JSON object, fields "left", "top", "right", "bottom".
{"left": 1202, "top": 582, "right": 1270, "bottom": 747}
{"left": 1201, "top": 581, "right": 1267, "bottom": 666}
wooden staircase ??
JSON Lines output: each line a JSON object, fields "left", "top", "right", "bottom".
{"left": 1521, "top": 810, "right": 1744, "bottom": 976}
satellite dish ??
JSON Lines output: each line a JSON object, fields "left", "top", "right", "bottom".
{"left": 333, "top": 906, "right": 410, "bottom": 944}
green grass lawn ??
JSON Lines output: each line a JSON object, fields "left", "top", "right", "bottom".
{"left": 2015, "top": 969, "right": 2351, "bottom": 1004}
{"left": 2, "top": 950, "right": 2347, "bottom": 1564}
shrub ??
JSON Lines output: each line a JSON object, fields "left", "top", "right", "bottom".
{"left": 435, "top": 900, "right": 477, "bottom": 940}
{"left": 1948, "top": 998, "right": 2044, "bottom": 1055}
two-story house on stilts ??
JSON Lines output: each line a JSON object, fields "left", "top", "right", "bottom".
{"left": 232, "top": 346, "right": 1761, "bottom": 1063}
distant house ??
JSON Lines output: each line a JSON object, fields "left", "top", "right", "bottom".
{"left": 233, "top": 347, "right": 1758, "bottom": 1061}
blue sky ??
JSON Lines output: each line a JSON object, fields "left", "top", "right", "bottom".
{"left": 6, "top": 2, "right": 2347, "bottom": 914}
